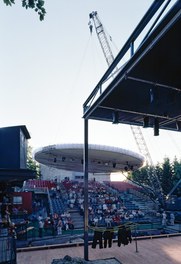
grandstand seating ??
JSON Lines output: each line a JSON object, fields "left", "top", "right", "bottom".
{"left": 104, "top": 181, "right": 155, "bottom": 211}
{"left": 22, "top": 179, "right": 159, "bottom": 229}
{"left": 107, "top": 181, "right": 142, "bottom": 192}
{"left": 51, "top": 197, "right": 66, "bottom": 215}
{"left": 24, "top": 180, "right": 56, "bottom": 190}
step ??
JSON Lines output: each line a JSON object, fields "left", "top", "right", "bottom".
{"left": 70, "top": 212, "right": 84, "bottom": 229}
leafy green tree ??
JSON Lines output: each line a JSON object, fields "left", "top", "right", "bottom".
{"left": 131, "top": 157, "right": 181, "bottom": 198}
{"left": 172, "top": 158, "right": 181, "bottom": 196}
{"left": 160, "top": 158, "right": 174, "bottom": 195}
{"left": 130, "top": 165, "right": 150, "bottom": 186}
{"left": 27, "top": 145, "right": 41, "bottom": 179}
{"left": 173, "top": 158, "right": 181, "bottom": 183}
{"left": 3, "top": 0, "right": 46, "bottom": 20}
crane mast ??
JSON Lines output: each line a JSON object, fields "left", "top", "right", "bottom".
{"left": 89, "top": 11, "right": 165, "bottom": 208}
{"left": 89, "top": 11, "right": 115, "bottom": 67}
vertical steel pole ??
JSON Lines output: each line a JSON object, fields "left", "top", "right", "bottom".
{"left": 135, "top": 224, "right": 139, "bottom": 253}
{"left": 84, "top": 118, "right": 89, "bottom": 260}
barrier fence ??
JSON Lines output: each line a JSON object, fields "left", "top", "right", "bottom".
{"left": 0, "top": 235, "right": 16, "bottom": 264}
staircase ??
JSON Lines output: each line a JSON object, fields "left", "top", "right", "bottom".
{"left": 69, "top": 209, "right": 84, "bottom": 229}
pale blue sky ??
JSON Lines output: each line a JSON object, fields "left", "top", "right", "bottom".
{"left": 0, "top": 0, "right": 180, "bottom": 164}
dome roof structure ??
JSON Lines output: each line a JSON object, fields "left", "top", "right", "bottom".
{"left": 34, "top": 143, "right": 144, "bottom": 173}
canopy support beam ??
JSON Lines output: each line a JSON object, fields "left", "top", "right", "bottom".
{"left": 84, "top": 118, "right": 89, "bottom": 261}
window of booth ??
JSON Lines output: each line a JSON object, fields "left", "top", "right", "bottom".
{"left": 13, "top": 196, "right": 22, "bottom": 204}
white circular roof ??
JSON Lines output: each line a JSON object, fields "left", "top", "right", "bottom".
{"left": 34, "top": 143, "right": 144, "bottom": 173}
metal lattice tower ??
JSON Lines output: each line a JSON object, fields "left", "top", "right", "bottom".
{"left": 89, "top": 11, "right": 115, "bottom": 67}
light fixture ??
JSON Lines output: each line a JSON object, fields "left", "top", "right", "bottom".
{"left": 143, "top": 116, "right": 149, "bottom": 128}
{"left": 154, "top": 117, "right": 159, "bottom": 136}
{"left": 113, "top": 162, "right": 116, "bottom": 168}
{"left": 124, "top": 166, "right": 128, "bottom": 171}
{"left": 176, "top": 121, "right": 181, "bottom": 131}
{"left": 130, "top": 165, "right": 134, "bottom": 171}
{"left": 62, "top": 157, "right": 66, "bottom": 162}
{"left": 112, "top": 111, "right": 119, "bottom": 124}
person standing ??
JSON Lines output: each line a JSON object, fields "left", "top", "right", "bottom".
{"left": 57, "top": 218, "right": 63, "bottom": 235}
{"left": 162, "top": 211, "right": 167, "bottom": 227}
{"left": 170, "top": 212, "right": 175, "bottom": 225}
{"left": 38, "top": 220, "right": 44, "bottom": 237}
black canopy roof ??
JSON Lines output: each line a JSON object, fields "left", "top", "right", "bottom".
{"left": 83, "top": 0, "right": 181, "bottom": 133}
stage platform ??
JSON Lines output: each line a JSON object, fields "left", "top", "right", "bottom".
{"left": 17, "top": 235, "right": 181, "bottom": 264}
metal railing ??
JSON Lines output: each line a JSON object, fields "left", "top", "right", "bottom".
{"left": 83, "top": 0, "right": 177, "bottom": 114}
{"left": 0, "top": 234, "right": 16, "bottom": 264}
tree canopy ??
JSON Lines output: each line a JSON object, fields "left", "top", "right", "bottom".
{"left": 27, "top": 145, "right": 41, "bottom": 179}
{"left": 130, "top": 157, "right": 181, "bottom": 198}
{"left": 3, "top": 0, "right": 46, "bottom": 21}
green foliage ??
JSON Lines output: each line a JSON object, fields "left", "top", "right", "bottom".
{"left": 172, "top": 158, "right": 181, "bottom": 196}
{"left": 27, "top": 145, "right": 41, "bottom": 179}
{"left": 130, "top": 166, "right": 150, "bottom": 186}
{"left": 131, "top": 157, "right": 181, "bottom": 197}
{"left": 160, "top": 158, "right": 173, "bottom": 195}
{"left": 3, "top": 0, "right": 46, "bottom": 21}
{"left": 3, "top": 0, "right": 15, "bottom": 6}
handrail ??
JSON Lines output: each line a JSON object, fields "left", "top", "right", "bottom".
{"left": 47, "top": 188, "right": 53, "bottom": 216}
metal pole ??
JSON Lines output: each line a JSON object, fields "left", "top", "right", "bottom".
{"left": 84, "top": 118, "right": 89, "bottom": 261}
{"left": 135, "top": 224, "right": 139, "bottom": 253}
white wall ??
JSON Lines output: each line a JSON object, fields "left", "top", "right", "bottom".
{"left": 40, "top": 164, "right": 110, "bottom": 183}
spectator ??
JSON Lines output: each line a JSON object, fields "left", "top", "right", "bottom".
{"left": 57, "top": 218, "right": 63, "bottom": 235}
{"left": 162, "top": 211, "right": 167, "bottom": 227}
{"left": 38, "top": 214, "right": 43, "bottom": 222}
{"left": 170, "top": 212, "right": 175, "bottom": 226}
{"left": 38, "top": 220, "right": 44, "bottom": 237}
{"left": 44, "top": 217, "right": 51, "bottom": 235}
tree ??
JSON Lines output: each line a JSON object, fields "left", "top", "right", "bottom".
{"left": 172, "top": 158, "right": 181, "bottom": 196}
{"left": 131, "top": 157, "right": 181, "bottom": 198}
{"left": 3, "top": 0, "right": 46, "bottom": 21}
{"left": 27, "top": 145, "right": 41, "bottom": 179}
{"left": 160, "top": 157, "right": 173, "bottom": 195}
{"left": 130, "top": 165, "right": 150, "bottom": 186}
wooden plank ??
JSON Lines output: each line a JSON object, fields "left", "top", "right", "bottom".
{"left": 17, "top": 236, "right": 181, "bottom": 264}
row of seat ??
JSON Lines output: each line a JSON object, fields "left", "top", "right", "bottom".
{"left": 51, "top": 197, "right": 66, "bottom": 215}
{"left": 107, "top": 181, "right": 142, "bottom": 192}
{"left": 25, "top": 180, "right": 56, "bottom": 190}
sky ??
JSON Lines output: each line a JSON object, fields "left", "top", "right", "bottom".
{"left": 0, "top": 0, "right": 181, "bottom": 165}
